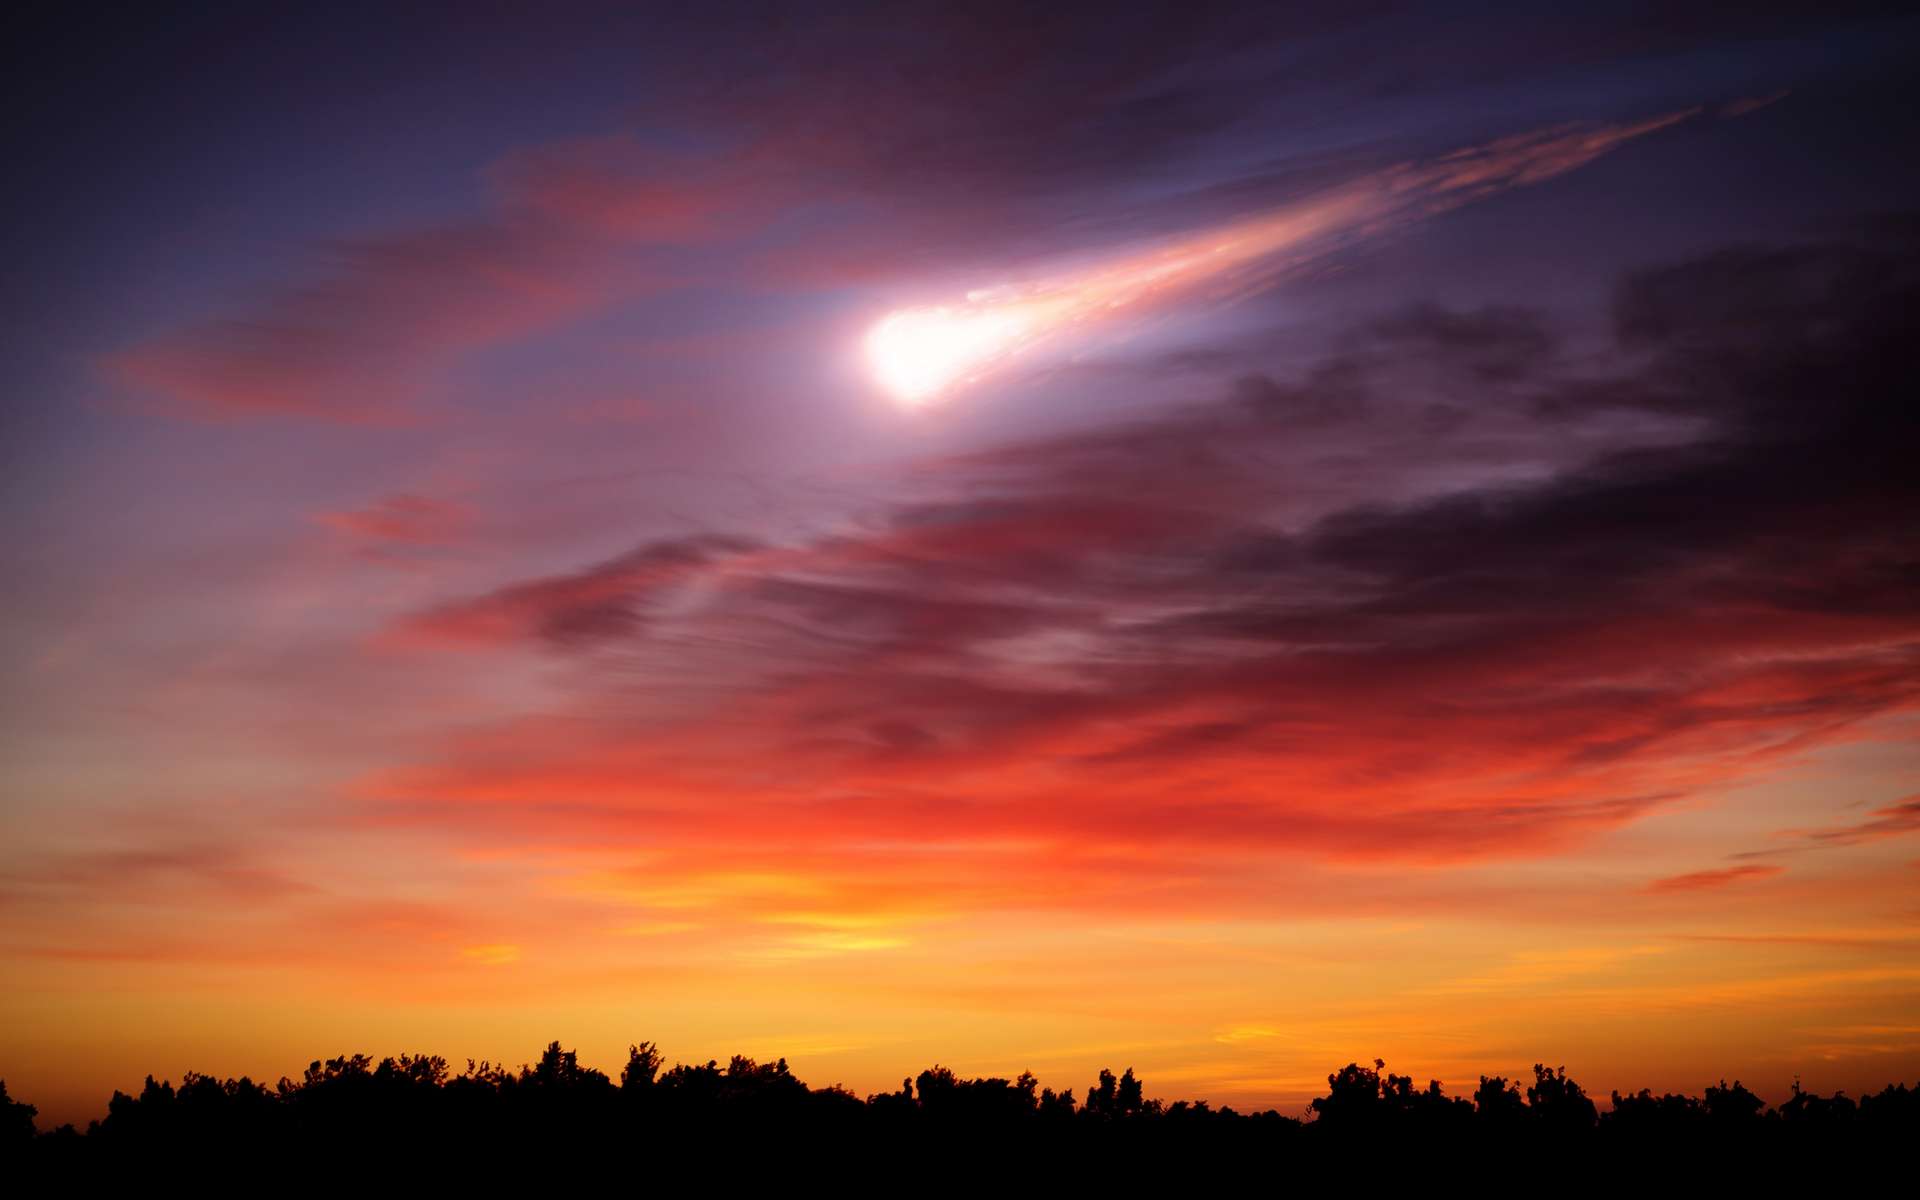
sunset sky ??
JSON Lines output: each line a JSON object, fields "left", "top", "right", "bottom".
{"left": 4, "top": 3, "right": 1919, "bottom": 1128}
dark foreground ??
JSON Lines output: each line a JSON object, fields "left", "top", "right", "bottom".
{"left": 5, "top": 1045, "right": 1915, "bottom": 1173}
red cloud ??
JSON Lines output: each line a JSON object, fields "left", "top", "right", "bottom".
{"left": 316, "top": 494, "right": 469, "bottom": 544}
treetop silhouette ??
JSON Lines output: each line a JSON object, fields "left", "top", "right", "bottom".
{"left": 4, "top": 1045, "right": 1914, "bottom": 1167}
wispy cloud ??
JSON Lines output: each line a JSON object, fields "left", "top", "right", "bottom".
{"left": 1646, "top": 864, "right": 1784, "bottom": 893}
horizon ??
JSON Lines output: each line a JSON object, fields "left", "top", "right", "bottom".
{"left": 4, "top": 2, "right": 1918, "bottom": 1136}
{"left": 10, "top": 1034, "right": 1913, "bottom": 1134}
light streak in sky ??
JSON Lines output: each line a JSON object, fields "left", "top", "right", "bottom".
{"left": 865, "top": 110, "right": 1698, "bottom": 405}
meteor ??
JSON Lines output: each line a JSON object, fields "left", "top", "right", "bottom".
{"left": 866, "top": 306, "right": 1039, "bottom": 405}
{"left": 865, "top": 110, "right": 1697, "bottom": 406}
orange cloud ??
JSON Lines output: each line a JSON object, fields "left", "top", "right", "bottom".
{"left": 1646, "top": 865, "right": 1785, "bottom": 893}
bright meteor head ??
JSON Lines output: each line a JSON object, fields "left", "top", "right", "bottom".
{"left": 862, "top": 110, "right": 1697, "bottom": 408}
{"left": 866, "top": 306, "right": 1032, "bottom": 405}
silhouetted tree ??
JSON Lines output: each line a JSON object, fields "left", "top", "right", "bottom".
{"left": 1311, "top": 1059, "right": 1386, "bottom": 1127}
{"left": 528, "top": 1041, "right": 610, "bottom": 1092}
{"left": 621, "top": 1042, "right": 662, "bottom": 1091}
{"left": 1858, "top": 1081, "right": 1918, "bottom": 1132}
{"left": 1084, "top": 1066, "right": 1119, "bottom": 1119}
{"left": 1, "top": 1080, "right": 37, "bottom": 1151}
{"left": 7, "top": 1041, "right": 1916, "bottom": 1167}
{"left": 1475, "top": 1074, "right": 1527, "bottom": 1126}
{"left": 1702, "top": 1078, "right": 1765, "bottom": 1127}
{"left": 1778, "top": 1078, "right": 1853, "bottom": 1129}
{"left": 1527, "top": 1063, "right": 1597, "bottom": 1131}
{"left": 1606, "top": 1086, "right": 1701, "bottom": 1136}
{"left": 1038, "top": 1085, "right": 1076, "bottom": 1119}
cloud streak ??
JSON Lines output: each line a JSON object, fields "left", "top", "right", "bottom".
{"left": 108, "top": 220, "right": 625, "bottom": 421}
{"left": 1647, "top": 865, "right": 1785, "bottom": 893}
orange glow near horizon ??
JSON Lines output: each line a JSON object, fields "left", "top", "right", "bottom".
{"left": 5, "top": 702, "right": 1915, "bottom": 1128}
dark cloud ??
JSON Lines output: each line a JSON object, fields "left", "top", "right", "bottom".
{"left": 396, "top": 534, "right": 760, "bottom": 649}
{"left": 1366, "top": 303, "right": 1557, "bottom": 381}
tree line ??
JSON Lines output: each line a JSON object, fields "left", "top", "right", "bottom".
{"left": 4, "top": 1045, "right": 1915, "bottom": 1167}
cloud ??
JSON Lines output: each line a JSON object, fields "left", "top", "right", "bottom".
{"left": 107, "top": 219, "right": 623, "bottom": 421}
{"left": 316, "top": 494, "right": 469, "bottom": 545}
{"left": 0, "top": 844, "right": 318, "bottom": 907}
{"left": 1646, "top": 865, "right": 1785, "bottom": 893}
{"left": 487, "top": 134, "right": 748, "bottom": 241}
{"left": 1804, "top": 797, "right": 1920, "bottom": 847}
{"left": 351, "top": 229, "right": 1920, "bottom": 924}
{"left": 1743, "top": 795, "right": 1920, "bottom": 857}
{"left": 389, "top": 534, "right": 760, "bottom": 648}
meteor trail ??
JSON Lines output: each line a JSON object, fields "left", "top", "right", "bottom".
{"left": 865, "top": 110, "right": 1697, "bottom": 405}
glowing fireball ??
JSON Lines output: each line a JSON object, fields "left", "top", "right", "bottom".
{"left": 865, "top": 306, "right": 1033, "bottom": 405}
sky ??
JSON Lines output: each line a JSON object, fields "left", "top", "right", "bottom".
{"left": 3, "top": 2, "right": 1919, "bottom": 1127}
